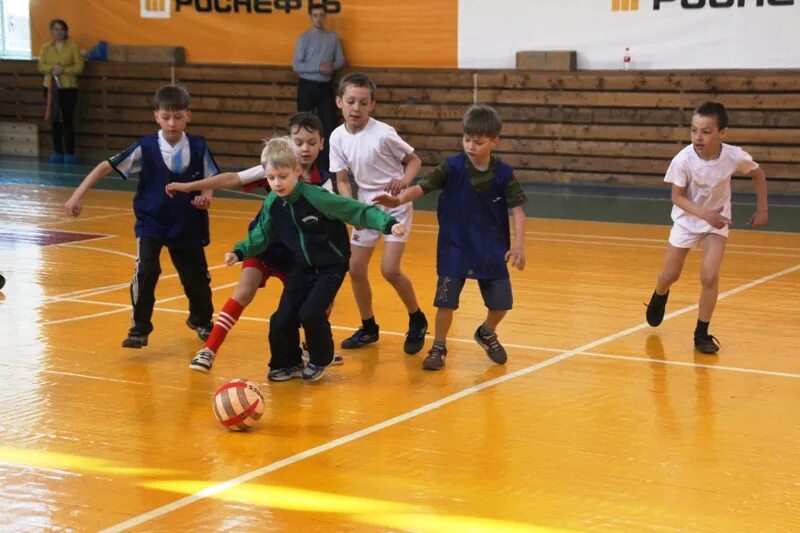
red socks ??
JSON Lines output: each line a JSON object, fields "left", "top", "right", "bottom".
{"left": 205, "top": 298, "right": 244, "bottom": 354}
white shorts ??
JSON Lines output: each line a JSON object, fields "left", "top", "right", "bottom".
{"left": 668, "top": 224, "right": 728, "bottom": 249}
{"left": 351, "top": 189, "right": 413, "bottom": 247}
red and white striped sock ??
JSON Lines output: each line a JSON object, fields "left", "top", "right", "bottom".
{"left": 205, "top": 298, "right": 244, "bottom": 354}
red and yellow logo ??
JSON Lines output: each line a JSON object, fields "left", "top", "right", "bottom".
{"left": 612, "top": 0, "right": 640, "bottom": 11}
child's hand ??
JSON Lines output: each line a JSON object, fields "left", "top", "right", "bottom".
{"left": 702, "top": 207, "right": 731, "bottom": 229}
{"left": 372, "top": 194, "right": 401, "bottom": 208}
{"left": 385, "top": 178, "right": 406, "bottom": 196}
{"left": 747, "top": 210, "right": 768, "bottom": 228}
{"left": 391, "top": 223, "right": 407, "bottom": 237}
{"left": 505, "top": 245, "right": 526, "bottom": 271}
{"left": 64, "top": 196, "right": 82, "bottom": 217}
{"left": 165, "top": 182, "right": 188, "bottom": 198}
{"left": 192, "top": 196, "right": 211, "bottom": 210}
{"left": 224, "top": 252, "right": 238, "bottom": 266}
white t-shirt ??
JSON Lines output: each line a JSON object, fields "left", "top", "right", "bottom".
{"left": 664, "top": 143, "right": 759, "bottom": 233}
{"left": 328, "top": 118, "right": 414, "bottom": 193}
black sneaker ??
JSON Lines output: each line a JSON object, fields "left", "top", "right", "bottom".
{"left": 694, "top": 333, "right": 720, "bottom": 354}
{"left": 422, "top": 344, "right": 447, "bottom": 370}
{"left": 186, "top": 319, "right": 213, "bottom": 341}
{"left": 122, "top": 332, "right": 148, "bottom": 349}
{"left": 474, "top": 326, "right": 508, "bottom": 364}
{"left": 645, "top": 291, "right": 669, "bottom": 327}
{"left": 189, "top": 347, "right": 215, "bottom": 373}
{"left": 404, "top": 318, "right": 428, "bottom": 355}
{"left": 341, "top": 327, "right": 379, "bottom": 349}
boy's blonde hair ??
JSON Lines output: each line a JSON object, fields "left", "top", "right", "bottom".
{"left": 260, "top": 136, "right": 298, "bottom": 169}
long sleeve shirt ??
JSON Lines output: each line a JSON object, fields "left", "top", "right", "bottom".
{"left": 292, "top": 28, "right": 345, "bottom": 82}
{"left": 38, "top": 41, "right": 84, "bottom": 88}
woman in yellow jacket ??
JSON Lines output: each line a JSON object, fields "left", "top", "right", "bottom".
{"left": 38, "top": 19, "right": 84, "bottom": 164}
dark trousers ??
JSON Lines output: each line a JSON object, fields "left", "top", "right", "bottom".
{"left": 268, "top": 263, "right": 347, "bottom": 369}
{"left": 129, "top": 236, "right": 214, "bottom": 336}
{"left": 43, "top": 87, "right": 78, "bottom": 155}
{"left": 297, "top": 78, "right": 337, "bottom": 171}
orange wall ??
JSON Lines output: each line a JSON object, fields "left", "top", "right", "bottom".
{"left": 30, "top": 0, "right": 457, "bottom": 67}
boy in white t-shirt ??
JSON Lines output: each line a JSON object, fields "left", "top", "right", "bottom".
{"left": 645, "top": 101, "right": 768, "bottom": 354}
{"left": 329, "top": 72, "right": 428, "bottom": 354}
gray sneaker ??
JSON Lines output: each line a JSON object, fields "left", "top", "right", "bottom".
{"left": 474, "top": 326, "right": 508, "bottom": 364}
{"left": 189, "top": 347, "right": 215, "bottom": 373}
{"left": 302, "top": 343, "right": 344, "bottom": 366}
{"left": 302, "top": 363, "right": 327, "bottom": 382}
{"left": 267, "top": 365, "right": 304, "bottom": 382}
{"left": 422, "top": 344, "right": 447, "bottom": 370}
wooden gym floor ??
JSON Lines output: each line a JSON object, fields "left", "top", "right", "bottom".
{"left": 1, "top": 160, "right": 799, "bottom": 532}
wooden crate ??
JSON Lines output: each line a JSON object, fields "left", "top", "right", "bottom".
{"left": 516, "top": 51, "right": 577, "bottom": 71}
{"left": 0, "top": 122, "right": 38, "bottom": 156}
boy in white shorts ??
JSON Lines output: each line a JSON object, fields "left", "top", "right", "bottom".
{"left": 329, "top": 72, "right": 428, "bottom": 354}
{"left": 645, "top": 101, "right": 768, "bottom": 354}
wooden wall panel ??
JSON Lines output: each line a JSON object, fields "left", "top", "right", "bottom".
{"left": 1, "top": 60, "right": 798, "bottom": 193}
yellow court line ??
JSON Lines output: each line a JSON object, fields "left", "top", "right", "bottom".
{"left": 97, "top": 262, "right": 800, "bottom": 532}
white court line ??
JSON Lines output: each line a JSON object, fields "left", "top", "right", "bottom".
{"left": 46, "top": 263, "right": 233, "bottom": 301}
{"left": 55, "top": 244, "right": 136, "bottom": 260}
{"left": 98, "top": 261, "right": 800, "bottom": 533}
{"left": 57, "top": 212, "right": 132, "bottom": 224}
{"left": 580, "top": 351, "right": 800, "bottom": 379}
{"left": 0, "top": 282, "right": 238, "bottom": 333}
{"left": 410, "top": 228, "right": 800, "bottom": 258}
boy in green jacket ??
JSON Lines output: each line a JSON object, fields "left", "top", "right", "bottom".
{"left": 229, "top": 137, "right": 406, "bottom": 382}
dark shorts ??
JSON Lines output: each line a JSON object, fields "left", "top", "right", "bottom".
{"left": 433, "top": 276, "right": 513, "bottom": 311}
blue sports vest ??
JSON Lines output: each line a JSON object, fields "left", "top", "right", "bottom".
{"left": 136, "top": 134, "right": 210, "bottom": 248}
{"left": 436, "top": 154, "right": 512, "bottom": 279}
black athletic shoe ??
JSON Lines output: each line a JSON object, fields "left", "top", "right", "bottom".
{"left": 403, "top": 318, "right": 428, "bottom": 355}
{"left": 474, "top": 326, "right": 508, "bottom": 364}
{"left": 645, "top": 290, "right": 669, "bottom": 327}
{"left": 341, "top": 327, "right": 379, "bottom": 349}
{"left": 694, "top": 333, "right": 720, "bottom": 354}
{"left": 186, "top": 319, "right": 213, "bottom": 341}
{"left": 122, "top": 332, "right": 148, "bottom": 349}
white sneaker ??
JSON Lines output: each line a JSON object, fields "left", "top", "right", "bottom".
{"left": 189, "top": 347, "right": 215, "bottom": 373}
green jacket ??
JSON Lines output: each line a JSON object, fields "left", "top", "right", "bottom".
{"left": 233, "top": 181, "right": 398, "bottom": 267}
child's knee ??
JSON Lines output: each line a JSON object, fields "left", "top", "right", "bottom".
{"left": 700, "top": 271, "right": 719, "bottom": 288}
{"left": 380, "top": 266, "right": 402, "bottom": 284}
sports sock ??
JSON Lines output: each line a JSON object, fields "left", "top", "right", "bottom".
{"left": 362, "top": 316, "right": 377, "bottom": 332}
{"left": 205, "top": 298, "right": 245, "bottom": 353}
{"left": 695, "top": 320, "right": 710, "bottom": 337}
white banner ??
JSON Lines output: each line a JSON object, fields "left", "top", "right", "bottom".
{"left": 458, "top": 0, "right": 800, "bottom": 70}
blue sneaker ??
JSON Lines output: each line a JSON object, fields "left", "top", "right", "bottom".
{"left": 49, "top": 153, "right": 64, "bottom": 163}
{"left": 341, "top": 327, "right": 379, "bottom": 349}
{"left": 63, "top": 154, "right": 77, "bottom": 164}
{"left": 301, "top": 363, "right": 327, "bottom": 382}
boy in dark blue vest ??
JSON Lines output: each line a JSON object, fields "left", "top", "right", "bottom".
{"left": 64, "top": 85, "right": 217, "bottom": 349}
{"left": 374, "top": 104, "right": 527, "bottom": 370}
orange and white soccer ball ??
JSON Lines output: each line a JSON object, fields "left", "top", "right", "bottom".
{"left": 212, "top": 379, "right": 265, "bottom": 431}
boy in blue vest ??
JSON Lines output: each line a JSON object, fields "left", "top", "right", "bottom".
{"left": 64, "top": 85, "right": 217, "bottom": 349}
{"left": 373, "top": 104, "right": 527, "bottom": 370}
